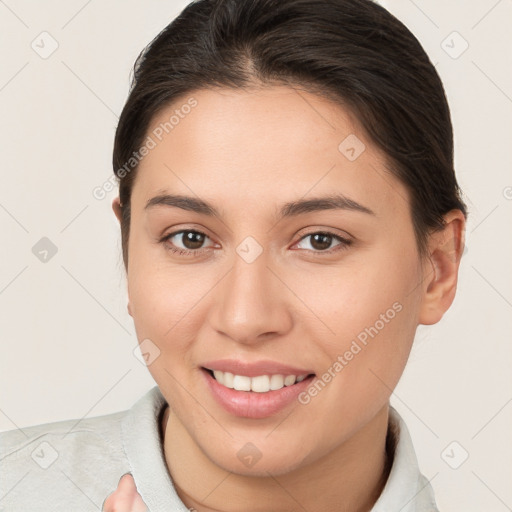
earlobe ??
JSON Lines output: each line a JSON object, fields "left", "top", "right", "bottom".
{"left": 112, "top": 196, "right": 123, "bottom": 224}
{"left": 418, "top": 210, "right": 466, "bottom": 325}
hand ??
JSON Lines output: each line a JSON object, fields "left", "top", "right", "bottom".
{"left": 102, "top": 473, "right": 148, "bottom": 512}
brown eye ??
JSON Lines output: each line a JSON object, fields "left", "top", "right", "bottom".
{"left": 310, "top": 233, "right": 334, "bottom": 251}
{"left": 176, "top": 230, "right": 207, "bottom": 250}
{"left": 160, "top": 229, "right": 215, "bottom": 256}
{"left": 295, "top": 231, "right": 352, "bottom": 254}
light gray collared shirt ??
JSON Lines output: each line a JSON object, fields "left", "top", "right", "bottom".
{"left": 0, "top": 386, "right": 439, "bottom": 511}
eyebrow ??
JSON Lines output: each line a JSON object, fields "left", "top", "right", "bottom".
{"left": 144, "top": 193, "right": 375, "bottom": 219}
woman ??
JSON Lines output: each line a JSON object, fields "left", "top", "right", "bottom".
{"left": 0, "top": 0, "right": 466, "bottom": 510}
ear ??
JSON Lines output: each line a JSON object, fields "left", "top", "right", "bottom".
{"left": 112, "top": 196, "right": 123, "bottom": 224}
{"left": 418, "top": 209, "right": 466, "bottom": 325}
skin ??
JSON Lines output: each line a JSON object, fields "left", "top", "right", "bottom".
{"left": 106, "top": 85, "right": 465, "bottom": 512}
{"left": 102, "top": 474, "right": 147, "bottom": 512}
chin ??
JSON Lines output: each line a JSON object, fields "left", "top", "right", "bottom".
{"left": 204, "top": 440, "right": 311, "bottom": 478}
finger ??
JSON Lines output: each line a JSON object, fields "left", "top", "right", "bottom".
{"left": 131, "top": 490, "right": 149, "bottom": 512}
{"left": 119, "top": 474, "right": 148, "bottom": 512}
{"left": 102, "top": 473, "right": 146, "bottom": 512}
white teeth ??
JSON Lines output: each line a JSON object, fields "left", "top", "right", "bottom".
{"left": 233, "top": 375, "right": 251, "bottom": 391}
{"left": 223, "top": 371, "right": 234, "bottom": 388}
{"left": 251, "top": 375, "right": 270, "bottom": 392}
{"left": 269, "top": 374, "right": 284, "bottom": 390}
{"left": 284, "top": 375, "right": 296, "bottom": 386}
{"left": 209, "top": 370, "right": 309, "bottom": 392}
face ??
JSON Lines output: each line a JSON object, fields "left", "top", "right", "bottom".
{"left": 120, "top": 85, "right": 431, "bottom": 476}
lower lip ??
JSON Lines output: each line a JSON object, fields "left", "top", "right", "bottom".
{"left": 201, "top": 368, "right": 316, "bottom": 419}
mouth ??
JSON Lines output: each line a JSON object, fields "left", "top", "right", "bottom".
{"left": 202, "top": 367, "right": 316, "bottom": 393}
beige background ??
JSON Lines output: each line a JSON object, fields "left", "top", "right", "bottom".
{"left": 1, "top": 0, "right": 511, "bottom": 510}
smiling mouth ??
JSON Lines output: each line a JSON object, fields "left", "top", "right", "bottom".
{"left": 202, "top": 367, "right": 315, "bottom": 393}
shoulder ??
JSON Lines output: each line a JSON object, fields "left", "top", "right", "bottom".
{"left": 0, "top": 393, "right": 154, "bottom": 511}
{"left": 0, "top": 408, "right": 126, "bottom": 460}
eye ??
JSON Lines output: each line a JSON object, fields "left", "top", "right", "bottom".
{"left": 159, "top": 229, "right": 215, "bottom": 256}
{"left": 159, "top": 229, "right": 352, "bottom": 257}
{"left": 294, "top": 231, "right": 352, "bottom": 254}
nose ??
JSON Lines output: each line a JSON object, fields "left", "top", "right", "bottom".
{"left": 208, "top": 247, "right": 293, "bottom": 346}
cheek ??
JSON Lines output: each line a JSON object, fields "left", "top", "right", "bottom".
{"left": 127, "top": 245, "right": 228, "bottom": 379}
{"left": 128, "top": 265, "right": 203, "bottom": 337}
{"left": 292, "top": 235, "right": 421, "bottom": 368}
{"left": 290, "top": 237, "right": 421, "bottom": 339}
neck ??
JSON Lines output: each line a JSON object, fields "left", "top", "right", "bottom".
{"left": 160, "top": 404, "right": 391, "bottom": 512}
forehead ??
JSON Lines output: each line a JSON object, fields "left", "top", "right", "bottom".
{"left": 131, "top": 86, "right": 409, "bottom": 219}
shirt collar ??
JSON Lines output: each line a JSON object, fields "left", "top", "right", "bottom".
{"left": 121, "top": 386, "right": 189, "bottom": 511}
{"left": 371, "top": 405, "right": 439, "bottom": 512}
{"left": 122, "top": 387, "right": 438, "bottom": 512}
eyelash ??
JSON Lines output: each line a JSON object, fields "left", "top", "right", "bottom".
{"left": 159, "top": 229, "right": 352, "bottom": 258}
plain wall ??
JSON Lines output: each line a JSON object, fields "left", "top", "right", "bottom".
{"left": 1, "top": 0, "right": 511, "bottom": 510}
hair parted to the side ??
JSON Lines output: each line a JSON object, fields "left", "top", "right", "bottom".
{"left": 113, "top": 0, "right": 467, "bottom": 270}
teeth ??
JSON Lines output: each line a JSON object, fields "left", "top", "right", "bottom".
{"left": 210, "top": 370, "right": 309, "bottom": 392}
{"left": 251, "top": 375, "right": 270, "bottom": 392}
{"left": 223, "top": 371, "right": 234, "bottom": 388}
{"left": 233, "top": 375, "right": 251, "bottom": 391}
{"left": 270, "top": 374, "right": 284, "bottom": 390}
{"left": 284, "top": 375, "right": 296, "bottom": 386}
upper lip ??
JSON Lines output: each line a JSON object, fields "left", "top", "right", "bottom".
{"left": 201, "top": 359, "right": 315, "bottom": 377}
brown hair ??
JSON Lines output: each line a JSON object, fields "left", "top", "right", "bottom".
{"left": 113, "top": 0, "right": 467, "bottom": 270}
